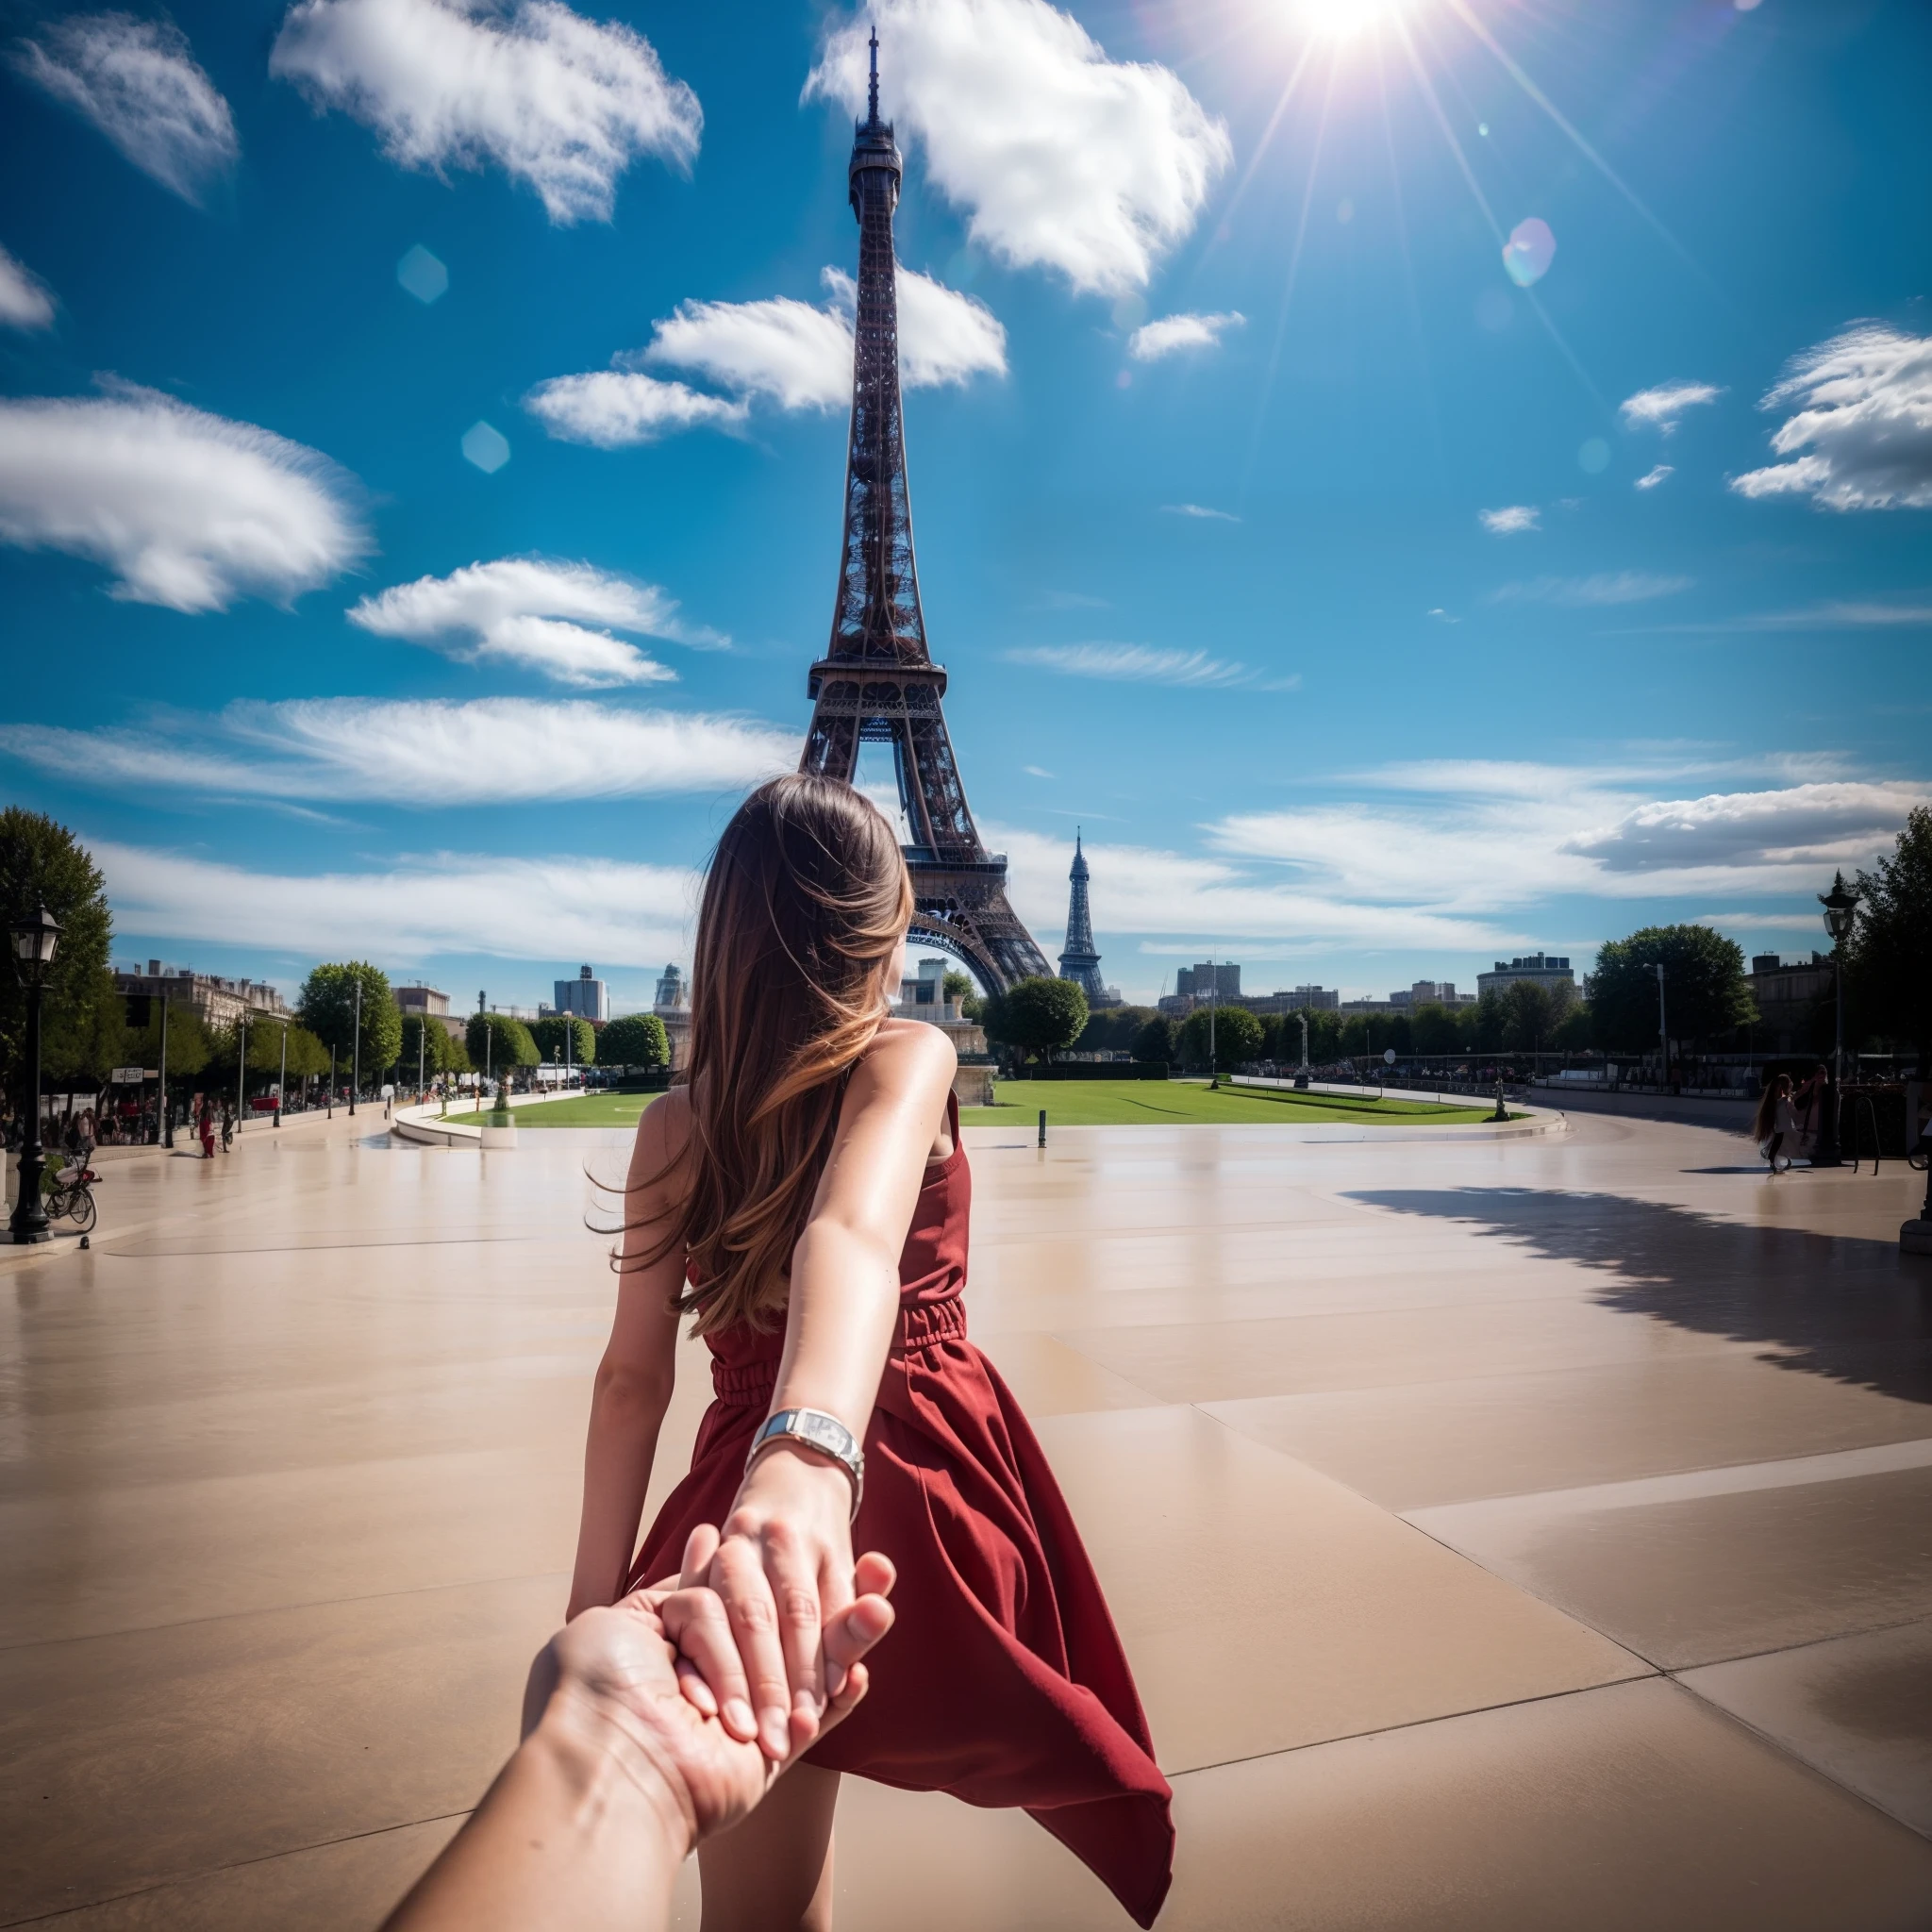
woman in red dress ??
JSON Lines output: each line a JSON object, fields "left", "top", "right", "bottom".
{"left": 568, "top": 775, "right": 1172, "bottom": 1930}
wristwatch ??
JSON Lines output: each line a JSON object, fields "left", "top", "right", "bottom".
{"left": 745, "top": 1407, "right": 865, "bottom": 1521}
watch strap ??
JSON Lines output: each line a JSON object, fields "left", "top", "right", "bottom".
{"left": 745, "top": 1407, "right": 865, "bottom": 1521}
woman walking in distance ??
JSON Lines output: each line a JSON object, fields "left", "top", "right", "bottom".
{"left": 568, "top": 776, "right": 1172, "bottom": 1930}
{"left": 1756, "top": 1073, "right": 1799, "bottom": 1174}
{"left": 197, "top": 1096, "right": 216, "bottom": 1160}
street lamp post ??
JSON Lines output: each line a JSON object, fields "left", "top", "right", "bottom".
{"left": 276, "top": 1023, "right": 287, "bottom": 1128}
{"left": 8, "top": 905, "right": 61, "bottom": 1245}
{"left": 349, "top": 978, "right": 361, "bottom": 1116}
{"left": 1655, "top": 963, "right": 1669, "bottom": 1092}
{"left": 1816, "top": 870, "right": 1860, "bottom": 1169}
{"left": 236, "top": 1008, "right": 248, "bottom": 1138}
{"left": 159, "top": 996, "right": 172, "bottom": 1148}
{"left": 1207, "top": 959, "right": 1217, "bottom": 1078}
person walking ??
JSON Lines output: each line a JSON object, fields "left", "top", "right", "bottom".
{"left": 197, "top": 1097, "right": 216, "bottom": 1160}
{"left": 1755, "top": 1073, "right": 1799, "bottom": 1174}
{"left": 568, "top": 776, "right": 1173, "bottom": 1931}
{"left": 219, "top": 1101, "right": 234, "bottom": 1153}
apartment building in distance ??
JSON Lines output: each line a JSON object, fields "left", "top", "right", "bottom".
{"left": 1475, "top": 954, "right": 1577, "bottom": 999}
{"left": 114, "top": 961, "right": 290, "bottom": 1031}
{"left": 396, "top": 985, "right": 465, "bottom": 1043}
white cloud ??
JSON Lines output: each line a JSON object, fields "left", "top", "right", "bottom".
{"left": 535, "top": 263, "right": 1005, "bottom": 443}
{"left": 1634, "top": 463, "right": 1674, "bottom": 491}
{"left": 1491, "top": 572, "right": 1691, "bottom": 607}
{"left": 97, "top": 840, "right": 698, "bottom": 964}
{"left": 1128, "top": 310, "right": 1244, "bottom": 361}
{"left": 524, "top": 372, "right": 747, "bottom": 447}
{"left": 0, "top": 698, "right": 798, "bottom": 806}
{"left": 805, "top": 0, "right": 1230, "bottom": 296}
{"left": 1479, "top": 506, "right": 1539, "bottom": 535}
{"left": 1161, "top": 503, "right": 1239, "bottom": 522}
{"left": 1006, "top": 642, "right": 1294, "bottom": 690}
{"left": 347, "top": 558, "right": 720, "bottom": 687}
{"left": 1618, "top": 381, "right": 1722, "bottom": 434}
{"left": 1731, "top": 324, "right": 1932, "bottom": 511}
{"left": 1206, "top": 759, "right": 1927, "bottom": 922}
{"left": 645, "top": 290, "right": 854, "bottom": 411}
{"left": 13, "top": 12, "right": 237, "bottom": 204}
{"left": 0, "top": 384, "right": 366, "bottom": 612}
{"left": 269, "top": 0, "right": 701, "bottom": 225}
{"left": 0, "top": 245, "right": 55, "bottom": 329}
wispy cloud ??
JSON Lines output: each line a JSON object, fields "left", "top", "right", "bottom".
{"left": 1479, "top": 506, "right": 1539, "bottom": 535}
{"left": 523, "top": 373, "right": 746, "bottom": 448}
{"left": 1635, "top": 463, "right": 1674, "bottom": 491}
{"left": 346, "top": 558, "right": 720, "bottom": 687}
{"left": 0, "top": 245, "right": 55, "bottom": 330}
{"left": 14, "top": 12, "right": 237, "bottom": 204}
{"left": 0, "top": 698, "right": 797, "bottom": 805}
{"left": 1731, "top": 323, "right": 1932, "bottom": 511}
{"left": 1606, "top": 600, "right": 1932, "bottom": 635}
{"left": 1160, "top": 503, "right": 1239, "bottom": 523}
{"left": 97, "top": 840, "right": 698, "bottom": 964}
{"left": 0, "top": 383, "right": 366, "bottom": 612}
{"left": 804, "top": 0, "right": 1229, "bottom": 296}
{"left": 1129, "top": 310, "right": 1245, "bottom": 361}
{"left": 1619, "top": 381, "right": 1722, "bottom": 434}
{"left": 1491, "top": 571, "right": 1691, "bottom": 607}
{"left": 270, "top": 0, "right": 700, "bottom": 224}
{"left": 1005, "top": 642, "right": 1294, "bottom": 690}
{"left": 528, "top": 265, "right": 1002, "bottom": 445}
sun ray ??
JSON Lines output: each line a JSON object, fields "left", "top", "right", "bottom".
{"left": 1215, "top": 35, "right": 1324, "bottom": 242}
{"left": 1374, "top": 30, "right": 1446, "bottom": 483}
{"left": 1440, "top": 0, "right": 1718, "bottom": 293}
{"left": 1243, "top": 49, "right": 1342, "bottom": 486}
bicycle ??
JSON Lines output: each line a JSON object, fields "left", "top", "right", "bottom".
{"left": 43, "top": 1163, "right": 99, "bottom": 1235}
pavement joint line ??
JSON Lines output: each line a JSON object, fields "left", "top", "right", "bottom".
{"left": 1402, "top": 1434, "right": 1932, "bottom": 1531}
{"left": 0, "top": 1809, "right": 475, "bottom": 1929}
{"left": 1664, "top": 1607, "right": 1932, "bottom": 1677}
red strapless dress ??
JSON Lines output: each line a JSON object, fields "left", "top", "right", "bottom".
{"left": 627, "top": 1096, "right": 1174, "bottom": 1925}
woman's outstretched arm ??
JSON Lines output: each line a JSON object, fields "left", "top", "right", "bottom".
{"left": 567, "top": 1090, "right": 691, "bottom": 1621}
{"left": 709, "top": 1019, "right": 957, "bottom": 1761}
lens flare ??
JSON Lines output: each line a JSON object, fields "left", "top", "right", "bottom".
{"left": 1297, "top": 0, "right": 1406, "bottom": 42}
{"left": 1502, "top": 216, "right": 1556, "bottom": 287}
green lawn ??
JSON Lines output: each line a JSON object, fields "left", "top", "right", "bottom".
{"left": 961, "top": 1079, "right": 1503, "bottom": 1128}
{"left": 433, "top": 1092, "right": 665, "bottom": 1129}
{"left": 448, "top": 1080, "right": 1503, "bottom": 1132}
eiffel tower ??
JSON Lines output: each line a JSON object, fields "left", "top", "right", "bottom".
{"left": 799, "top": 32, "right": 1051, "bottom": 994}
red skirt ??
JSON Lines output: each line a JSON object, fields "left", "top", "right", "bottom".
{"left": 630, "top": 1296, "right": 1174, "bottom": 1926}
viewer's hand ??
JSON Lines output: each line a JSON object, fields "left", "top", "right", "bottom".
{"left": 708, "top": 1444, "right": 860, "bottom": 1760}
{"left": 522, "top": 1542, "right": 894, "bottom": 1847}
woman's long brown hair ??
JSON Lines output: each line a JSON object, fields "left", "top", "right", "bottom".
{"left": 626, "top": 774, "right": 913, "bottom": 1334}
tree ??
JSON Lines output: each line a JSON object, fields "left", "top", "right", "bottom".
{"left": 1588, "top": 926, "right": 1756, "bottom": 1054}
{"left": 600, "top": 1012, "right": 670, "bottom": 1070}
{"left": 1074, "top": 1004, "right": 1157, "bottom": 1055}
{"left": 1501, "top": 980, "right": 1558, "bottom": 1053}
{"left": 1410, "top": 1002, "right": 1461, "bottom": 1056}
{"left": 466, "top": 1011, "right": 540, "bottom": 1088}
{"left": 1178, "top": 1003, "right": 1262, "bottom": 1071}
{"left": 131, "top": 1000, "right": 209, "bottom": 1081}
{"left": 992, "top": 976, "right": 1089, "bottom": 1064}
{"left": 941, "top": 968, "right": 974, "bottom": 1007}
{"left": 1132, "top": 1015, "right": 1174, "bottom": 1064}
{"left": 298, "top": 963, "right": 404, "bottom": 1088}
{"left": 396, "top": 1014, "right": 461, "bottom": 1082}
{"left": 0, "top": 809, "right": 123, "bottom": 1100}
{"left": 281, "top": 1024, "right": 331, "bottom": 1085}
{"left": 1849, "top": 807, "right": 1932, "bottom": 1067}
{"left": 530, "top": 1015, "right": 596, "bottom": 1067}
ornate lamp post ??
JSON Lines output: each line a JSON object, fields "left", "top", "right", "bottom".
{"left": 1815, "top": 871, "right": 1859, "bottom": 1168}
{"left": 8, "top": 905, "right": 61, "bottom": 1244}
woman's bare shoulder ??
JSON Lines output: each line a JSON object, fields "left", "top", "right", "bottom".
{"left": 866, "top": 1016, "right": 958, "bottom": 1083}
{"left": 628, "top": 1084, "right": 694, "bottom": 1183}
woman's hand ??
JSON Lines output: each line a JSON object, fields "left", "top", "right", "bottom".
{"left": 707, "top": 1442, "right": 860, "bottom": 1760}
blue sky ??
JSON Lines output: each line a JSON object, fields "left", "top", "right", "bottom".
{"left": 0, "top": 0, "right": 1926, "bottom": 1013}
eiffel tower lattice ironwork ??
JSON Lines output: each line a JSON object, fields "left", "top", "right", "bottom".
{"left": 1056, "top": 830, "right": 1107, "bottom": 1003}
{"left": 799, "top": 32, "right": 1051, "bottom": 994}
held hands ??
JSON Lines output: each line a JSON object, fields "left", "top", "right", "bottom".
{"left": 708, "top": 1441, "right": 862, "bottom": 1760}
{"left": 526, "top": 1525, "right": 895, "bottom": 1849}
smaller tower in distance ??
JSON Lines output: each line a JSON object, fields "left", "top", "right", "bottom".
{"left": 1058, "top": 830, "right": 1118, "bottom": 1007}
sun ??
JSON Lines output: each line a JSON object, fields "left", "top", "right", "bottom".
{"left": 1293, "top": 0, "right": 1411, "bottom": 42}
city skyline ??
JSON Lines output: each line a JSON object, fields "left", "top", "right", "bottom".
{"left": 1, "top": 0, "right": 1927, "bottom": 1010}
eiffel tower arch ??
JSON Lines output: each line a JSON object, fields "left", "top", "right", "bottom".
{"left": 798, "top": 33, "right": 1051, "bottom": 995}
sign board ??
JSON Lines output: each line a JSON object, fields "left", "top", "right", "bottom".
{"left": 109, "top": 1067, "right": 148, "bottom": 1084}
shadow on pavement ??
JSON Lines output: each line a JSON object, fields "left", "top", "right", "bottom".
{"left": 1347, "top": 1188, "right": 1932, "bottom": 1407}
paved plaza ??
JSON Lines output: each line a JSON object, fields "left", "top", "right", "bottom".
{"left": 4, "top": 1107, "right": 1931, "bottom": 1929}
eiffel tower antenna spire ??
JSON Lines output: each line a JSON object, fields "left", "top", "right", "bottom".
{"left": 1058, "top": 828, "right": 1108, "bottom": 1003}
{"left": 800, "top": 31, "right": 1051, "bottom": 993}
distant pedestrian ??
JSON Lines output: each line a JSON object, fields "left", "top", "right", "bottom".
{"left": 1755, "top": 1074, "right": 1798, "bottom": 1174}
{"left": 220, "top": 1102, "right": 234, "bottom": 1153}
{"left": 198, "top": 1099, "right": 215, "bottom": 1159}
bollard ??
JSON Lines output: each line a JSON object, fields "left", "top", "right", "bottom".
{"left": 1038, "top": 1108, "right": 1047, "bottom": 1148}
